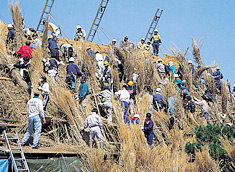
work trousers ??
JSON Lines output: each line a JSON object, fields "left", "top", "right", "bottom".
{"left": 90, "top": 126, "right": 103, "bottom": 143}
{"left": 152, "top": 41, "right": 160, "bottom": 56}
{"left": 21, "top": 115, "right": 42, "bottom": 148}
{"left": 121, "top": 101, "right": 129, "bottom": 123}
{"left": 144, "top": 131, "right": 154, "bottom": 146}
{"left": 42, "top": 94, "right": 49, "bottom": 111}
{"left": 48, "top": 69, "right": 57, "bottom": 81}
{"left": 67, "top": 74, "right": 77, "bottom": 89}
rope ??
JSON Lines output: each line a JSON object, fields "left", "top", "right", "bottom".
{"left": 0, "top": 80, "right": 22, "bottom": 115}
{"left": 98, "top": 26, "right": 111, "bottom": 42}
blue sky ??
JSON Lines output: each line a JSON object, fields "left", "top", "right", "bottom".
{"left": 1, "top": 0, "right": 235, "bottom": 84}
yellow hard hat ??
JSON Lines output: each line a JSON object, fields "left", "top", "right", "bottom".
{"left": 104, "top": 61, "right": 109, "bottom": 66}
{"left": 162, "top": 61, "right": 165, "bottom": 65}
{"left": 128, "top": 81, "right": 133, "bottom": 86}
{"left": 134, "top": 68, "right": 137, "bottom": 71}
{"left": 86, "top": 47, "right": 91, "bottom": 50}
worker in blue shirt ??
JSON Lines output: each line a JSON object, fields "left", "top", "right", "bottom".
{"left": 48, "top": 36, "right": 60, "bottom": 61}
{"left": 79, "top": 75, "right": 89, "bottom": 111}
{"left": 212, "top": 67, "right": 223, "bottom": 92}
{"left": 86, "top": 47, "right": 95, "bottom": 61}
{"left": 128, "top": 114, "right": 140, "bottom": 125}
{"left": 143, "top": 113, "right": 154, "bottom": 146}
{"left": 6, "top": 24, "right": 14, "bottom": 46}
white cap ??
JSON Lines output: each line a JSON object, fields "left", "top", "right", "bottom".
{"left": 156, "top": 88, "right": 161, "bottom": 92}
{"left": 134, "top": 114, "right": 140, "bottom": 119}
{"left": 158, "top": 58, "right": 163, "bottom": 62}
{"left": 76, "top": 25, "right": 81, "bottom": 29}
{"left": 8, "top": 24, "right": 13, "bottom": 28}
{"left": 168, "top": 61, "right": 173, "bottom": 65}
{"left": 154, "top": 29, "right": 158, "bottom": 32}
{"left": 173, "top": 73, "right": 179, "bottom": 78}
{"left": 141, "top": 38, "right": 145, "bottom": 41}
{"left": 188, "top": 60, "right": 193, "bottom": 64}
{"left": 69, "top": 57, "right": 75, "bottom": 62}
{"left": 216, "top": 66, "right": 220, "bottom": 70}
{"left": 112, "top": 39, "right": 116, "bottom": 42}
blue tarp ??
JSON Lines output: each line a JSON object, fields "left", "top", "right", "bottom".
{"left": 0, "top": 159, "right": 9, "bottom": 172}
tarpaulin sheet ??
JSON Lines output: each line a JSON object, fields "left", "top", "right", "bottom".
{"left": 27, "top": 157, "right": 85, "bottom": 172}
{"left": 0, "top": 159, "right": 9, "bottom": 172}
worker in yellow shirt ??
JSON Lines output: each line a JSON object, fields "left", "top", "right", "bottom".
{"left": 137, "top": 38, "right": 146, "bottom": 50}
{"left": 145, "top": 41, "right": 152, "bottom": 53}
{"left": 150, "top": 29, "right": 161, "bottom": 56}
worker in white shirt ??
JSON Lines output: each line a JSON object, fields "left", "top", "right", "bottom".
{"left": 115, "top": 85, "right": 130, "bottom": 123}
{"left": 194, "top": 96, "right": 211, "bottom": 124}
{"left": 82, "top": 108, "right": 103, "bottom": 150}
{"left": 21, "top": 91, "right": 46, "bottom": 149}
{"left": 38, "top": 76, "right": 50, "bottom": 111}
{"left": 95, "top": 51, "right": 104, "bottom": 78}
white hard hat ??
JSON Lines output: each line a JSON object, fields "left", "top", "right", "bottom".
{"left": 173, "top": 73, "right": 179, "bottom": 78}
{"left": 141, "top": 38, "right": 145, "bottom": 41}
{"left": 158, "top": 58, "right": 163, "bottom": 62}
{"left": 154, "top": 29, "right": 158, "bottom": 32}
{"left": 188, "top": 60, "right": 193, "bottom": 64}
{"left": 76, "top": 25, "right": 81, "bottom": 29}
{"left": 233, "top": 84, "right": 235, "bottom": 87}
{"left": 134, "top": 114, "right": 140, "bottom": 119}
{"left": 156, "top": 88, "right": 161, "bottom": 92}
{"left": 8, "top": 24, "right": 13, "bottom": 28}
{"left": 112, "top": 39, "right": 116, "bottom": 42}
{"left": 216, "top": 66, "right": 220, "bottom": 70}
{"left": 69, "top": 57, "right": 75, "bottom": 62}
{"left": 168, "top": 61, "right": 173, "bottom": 65}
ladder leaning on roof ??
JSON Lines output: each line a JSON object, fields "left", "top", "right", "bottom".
{"left": 36, "top": 0, "right": 55, "bottom": 33}
{"left": 3, "top": 130, "right": 30, "bottom": 172}
{"left": 145, "top": 9, "right": 163, "bottom": 42}
{"left": 86, "top": 0, "right": 110, "bottom": 42}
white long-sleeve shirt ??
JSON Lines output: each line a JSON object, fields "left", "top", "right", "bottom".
{"left": 84, "top": 112, "right": 103, "bottom": 129}
{"left": 194, "top": 97, "right": 209, "bottom": 113}
{"left": 115, "top": 89, "right": 130, "bottom": 103}
{"left": 155, "top": 63, "right": 165, "bottom": 74}
{"left": 95, "top": 53, "right": 104, "bottom": 62}
{"left": 27, "top": 97, "right": 44, "bottom": 118}
{"left": 41, "top": 82, "right": 49, "bottom": 95}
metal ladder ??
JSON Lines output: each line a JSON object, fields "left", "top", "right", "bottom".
{"left": 36, "top": 0, "right": 55, "bottom": 33}
{"left": 145, "top": 9, "right": 163, "bottom": 42}
{"left": 86, "top": 0, "right": 110, "bottom": 42}
{"left": 3, "top": 130, "right": 30, "bottom": 172}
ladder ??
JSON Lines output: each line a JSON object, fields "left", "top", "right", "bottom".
{"left": 3, "top": 130, "right": 30, "bottom": 172}
{"left": 86, "top": 0, "right": 110, "bottom": 42}
{"left": 36, "top": 0, "right": 55, "bottom": 33}
{"left": 145, "top": 9, "right": 163, "bottom": 42}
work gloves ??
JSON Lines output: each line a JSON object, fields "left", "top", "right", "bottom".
{"left": 38, "top": 87, "right": 42, "bottom": 90}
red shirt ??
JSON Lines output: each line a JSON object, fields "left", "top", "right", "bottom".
{"left": 15, "top": 45, "right": 32, "bottom": 59}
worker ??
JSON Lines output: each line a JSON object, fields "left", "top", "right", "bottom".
{"left": 173, "top": 74, "right": 182, "bottom": 87}
{"left": 168, "top": 96, "right": 175, "bottom": 115}
{"left": 60, "top": 43, "right": 75, "bottom": 63}
{"left": 95, "top": 86, "right": 113, "bottom": 123}
{"left": 181, "top": 80, "right": 189, "bottom": 98}
{"left": 120, "top": 35, "right": 133, "bottom": 52}
{"left": 155, "top": 59, "right": 165, "bottom": 76}
{"left": 66, "top": 57, "right": 82, "bottom": 93}
{"left": 168, "top": 61, "right": 177, "bottom": 74}
{"left": 184, "top": 95, "right": 195, "bottom": 114}
{"left": 21, "top": 17, "right": 32, "bottom": 40}
{"left": 162, "top": 61, "right": 170, "bottom": 76}
{"left": 143, "top": 86, "right": 154, "bottom": 115}
{"left": 133, "top": 68, "right": 139, "bottom": 90}
{"left": 48, "top": 22, "right": 61, "bottom": 38}
{"left": 95, "top": 51, "right": 104, "bottom": 78}
{"left": 159, "top": 73, "right": 169, "bottom": 85}
{"left": 14, "top": 41, "right": 32, "bottom": 64}
{"left": 197, "top": 65, "right": 206, "bottom": 88}
{"left": 6, "top": 24, "right": 14, "bottom": 46}
{"left": 143, "top": 113, "right": 154, "bottom": 146}
{"left": 82, "top": 108, "right": 103, "bottom": 149}
{"left": 194, "top": 96, "right": 211, "bottom": 124}
{"left": 115, "top": 85, "right": 130, "bottom": 123}
{"left": 9, "top": 56, "right": 31, "bottom": 95}
{"left": 212, "top": 67, "right": 223, "bottom": 92}
{"left": 42, "top": 56, "right": 63, "bottom": 81}
{"left": 111, "top": 39, "right": 117, "bottom": 46}
{"left": 145, "top": 41, "right": 152, "bottom": 53}
{"left": 21, "top": 91, "right": 46, "bottom": 149}
{"left": 127, "top": 81, "right": 136, "bottom": 114}
{"left": 137, "top": 38, "right": 146, "bottom": 50}
{"left": 128, "top": 114, "right": 140, "bottom": 125}
{"left": 79, "top": 75, "right": 89, "bottom": 111}
{"left": 150, "top": 29, "right": 161, "bottom": 56}
{"left": 102, "top": 61, "right": 113, "bottom": 94}
{"left": 30, "top": 33, "right": 42, "bottom": 49}
{"left": 188, "top": 60, "right": 199, "bottom": 90}
{"left": 74, "top": 25, "right": 86, "bottom": 41}
{"left": 86, "top": 47, "right": 95, "bottom": 61}
{"left": 153, "top": 88, "right": 163, "bottom": 111}
{"left": 38, "top": 76, "right": 50, "bottom": 111}
{"left": 48, "top": 36, "right": 60, "bottom": 62}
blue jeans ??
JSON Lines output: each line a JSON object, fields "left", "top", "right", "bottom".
{"left": 21, "top": 115, "right": 42, "bottom": 147}
{"left": 145, "top": 131, "right": 154, "bottom": 146}
{"left": 153, "top": 42, "right": 160, "bottom": 55}
{"left": 121, "top": 101, "right": 129, "bottom": 123}
{"left": 67, "top": 74, "right": 77, "bottom": 89}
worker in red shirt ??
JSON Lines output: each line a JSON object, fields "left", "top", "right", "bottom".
{"left": 14, "top": 41, "right": 32, "bottom": 64}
